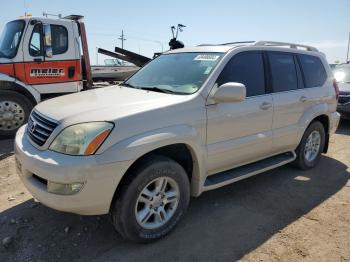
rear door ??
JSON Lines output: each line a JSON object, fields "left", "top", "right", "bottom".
{"left": 268, "top": 51, "right": 307, "bottom": 153}
{"left": 21, "top": 20, "right": 81, "bottom": 94}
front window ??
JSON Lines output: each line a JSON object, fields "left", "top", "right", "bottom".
{"left": 0, "top": 20, "right": 25, "bottom": 59}
{"left": 125, "top": 52, "right": 223, "bottom": 94}
{"left": 333, "top": 66, "right": 350, "bottom": 83}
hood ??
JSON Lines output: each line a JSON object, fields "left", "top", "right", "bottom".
{"left": 0, "top": 58, "right": 12, "bottom": 63}
{"left": 35, "top": 85, "right": 191, "bottom": 123}
{"left": 338, "top": 82, "right": 350, "bottom": 94}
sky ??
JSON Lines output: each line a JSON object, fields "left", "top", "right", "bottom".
{"left": 1, "top": 0, "right": 349, "bottom": 64}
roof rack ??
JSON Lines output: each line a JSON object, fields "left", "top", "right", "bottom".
{"left": 253, "top": 41, "right": 318, "bottom": 52}
{"left": 220, "top": 41, "right": 255, "bottom": 45}
{"left": 197, "top": 40, "right": 318, "bottom": 52}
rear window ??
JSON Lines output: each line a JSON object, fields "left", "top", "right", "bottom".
{"left": 298, "top": 54, "right": 327, "bottom": 88}
{"left": 269, "top": 52, "right": 298, "bottom": 92}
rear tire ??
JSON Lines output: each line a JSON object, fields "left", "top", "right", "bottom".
{"left": 293, "top": 121, "right": 325, "bottom": 170}
{"left": 111, "top": 155, "right": 190, "bottom": 243}
{"left": 0, "top": 90, "right": 34, "bottom": 138}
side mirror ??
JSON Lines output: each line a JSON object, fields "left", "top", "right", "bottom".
{"left": 42, "top": 24, "right": 53, "bottom": 58}
{"left": 212, "top": 82, "right": 246, "bottom": 103}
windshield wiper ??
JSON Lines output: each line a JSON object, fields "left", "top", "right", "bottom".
{"left": 120, "top": 82, "right": 136, "bottom": 88}
{"left": 137, "top": 86, "right": 178, "bottom": 94}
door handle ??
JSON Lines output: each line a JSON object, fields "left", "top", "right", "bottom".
{"left": 299, "top": 96, "right": 308, "bottom": 102}
{"left": 260, "top": 102, "right": 272, "bottom": 110}
{"left": 33, "top": 58, "right": 42, "bottom": 63}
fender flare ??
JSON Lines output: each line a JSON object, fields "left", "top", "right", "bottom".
{"left": 96, "top": 125, "right": 207, "bottom": 196}
{"left": 0, "top": 73, "right": 40, "bottom": 105}
{"left": 297, "top": 103, "right": 331, "bottom": 151}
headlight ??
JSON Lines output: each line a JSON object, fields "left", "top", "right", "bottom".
{"left": 49, "top": 122, "right": 114, "bottom": 155}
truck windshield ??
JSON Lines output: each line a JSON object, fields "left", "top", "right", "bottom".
{"left": 0, "top": 20, "right": 25, "bottom": 59}
{"left": 124, "top": 52, "right": 223, "bottom": 94}
{"left": 333, "top": 66, "right": 350, "bottom": 83}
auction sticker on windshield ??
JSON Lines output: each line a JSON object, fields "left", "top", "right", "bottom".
{"left": 194, "top": 54, "right": 220, "bottom": 61}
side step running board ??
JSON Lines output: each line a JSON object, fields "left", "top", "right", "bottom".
{"left": 203, "top": 152, "right": 296, "bottom": 191}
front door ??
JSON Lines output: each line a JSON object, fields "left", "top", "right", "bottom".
{"left": 206, "top": 51, "right": 274, "bottom": 175}
{"left": 21, "top": 20, "right": 81, "bottom": 94}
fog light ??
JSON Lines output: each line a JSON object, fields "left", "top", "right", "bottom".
{"left": 47, "top": 181, "right": 84, "bottom": 195}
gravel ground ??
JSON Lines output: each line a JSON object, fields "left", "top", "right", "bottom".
{"left": 0, "top": 120, "right": 349, "bottom": 262}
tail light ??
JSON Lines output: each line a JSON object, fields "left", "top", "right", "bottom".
{"left": 333, "top": 79, "right": 339, "bottom": 100}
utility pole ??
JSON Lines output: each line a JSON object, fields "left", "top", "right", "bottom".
{"left": 118, "top": 30, "right": 126, "bottom": 49}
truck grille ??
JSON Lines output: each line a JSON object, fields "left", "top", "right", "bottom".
{"left": 27, "top": 111, "right": 58, "bottom": 146}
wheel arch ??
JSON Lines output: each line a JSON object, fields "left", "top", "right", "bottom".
{"left": 109, "top": 142, "right": 202, "bottom": 212}
{"left": 309, "top": 114, "right": 330, "bottom": 153}
{"left": 0, "top": 74, "right": 40, "bottom": 106}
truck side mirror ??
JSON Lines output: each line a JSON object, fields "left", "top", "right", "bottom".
{"left": 43, "top": 24, "right": 53, "bottom": 58}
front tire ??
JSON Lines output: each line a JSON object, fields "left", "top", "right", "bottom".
{"left": 293, "top": 121, "right": 325, "bottom": 170}
{"left": 111, "top": 155, "right": 190, "bottom": 243}
{"left": 0, "top": 90, "right": 34, "bottom": 138}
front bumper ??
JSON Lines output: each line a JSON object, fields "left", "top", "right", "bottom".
{"left": 14, "top": 126, "right": 133, "bottom": 215}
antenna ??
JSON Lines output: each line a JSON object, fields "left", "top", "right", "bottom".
{"left": 23, "top": 0, "right": 27, "bottom": 17}
{"left": 171, "top": 26, "right": 176, "bottom": 39}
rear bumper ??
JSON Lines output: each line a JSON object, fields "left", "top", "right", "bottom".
{"left": 330, "top": 111, "right": 340, "bottom": 133}
{"left": 15, "top": 125, "right": 133, "bottom": 215}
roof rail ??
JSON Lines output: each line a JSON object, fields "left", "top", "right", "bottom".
{"left": 254, "top": 41, "right": 318, "bottom": 52}
{"left": 220, "top": 41, "right": 255, "bottom": 45}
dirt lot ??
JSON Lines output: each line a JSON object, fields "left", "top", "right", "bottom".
{"left": 0, "top": 120, "right": 350, "bottom": 262}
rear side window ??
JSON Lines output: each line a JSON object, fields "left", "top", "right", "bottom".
{"left": 269, "top": 52, "right": 298, "bottom": 92}
{"left": 51, "top": 25, "right": 68, "bottom": 55}
{"left": 298, "top": 54, "right": 327, "bottom": 88}
{"left": 217, "top": 52, "right": 265, "bottom": 97}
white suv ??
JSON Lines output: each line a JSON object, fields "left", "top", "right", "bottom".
{"left": 15, "top": 41, "right": 340, "bottom": 242}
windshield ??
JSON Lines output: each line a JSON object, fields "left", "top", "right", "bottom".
{"left": 0, "top": 20, "right": 25, "bottom": 59}
{"left": 333, "top": 66, "right": 350, "bottom": 83}
{"left": 125, "top": 52, "right": 223, "bottom": 94}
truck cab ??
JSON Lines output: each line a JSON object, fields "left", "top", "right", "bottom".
{"left": 0, "top": 15, "right": 91, "bottom": 137}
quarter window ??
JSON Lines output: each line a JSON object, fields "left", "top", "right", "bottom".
{"left": 298, "top": 54, "right": 327, "bottom": 88}
{"left": 51, "top": 25, "right": 68, "bottom": 55}
{"left": 217, "top": 52, "right": 265, "bottom": 97}
{"left": 269, "top": 52, "right": 298, "bottom": 92}
{"left": 29, "top": 24, "right": 42, "bottom": 57}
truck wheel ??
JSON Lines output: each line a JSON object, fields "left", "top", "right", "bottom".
{"left": 111, "top": 155, "right": 190, "bottom": 243}
{"left": 0, "top": 90, "right": 34, "bottom": 138}
{"left": 293, "top": 121, "right": 325, "bottom": 170}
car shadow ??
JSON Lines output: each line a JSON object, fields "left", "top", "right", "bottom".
{"left": 336, "top": 118, "right": 350, "bottom": 135}
{"left": 0, "top": 155, "right": 349, "bottom": 262}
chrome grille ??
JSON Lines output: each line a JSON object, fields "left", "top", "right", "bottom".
{"left": 27, "top": 111, "right": 58, "bottom": 146}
